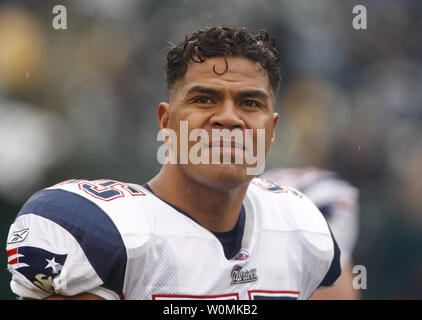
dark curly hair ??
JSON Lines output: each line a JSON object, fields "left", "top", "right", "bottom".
{"left": 166, "top": 25, "right": 281, "bottom": 94}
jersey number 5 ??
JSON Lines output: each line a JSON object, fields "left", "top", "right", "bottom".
{"left": 57, "top": 179, "right": 146, "bottom": 201}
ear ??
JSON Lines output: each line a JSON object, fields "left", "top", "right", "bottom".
{"left": 270, "top": 112, "right": 279, "bottom": 145}
{"left": 157, "top": 102, "right": 170, "bottom": 130}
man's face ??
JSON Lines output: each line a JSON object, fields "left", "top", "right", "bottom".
{"left": 159, "top": 56, "right": 278, "bottom": 189}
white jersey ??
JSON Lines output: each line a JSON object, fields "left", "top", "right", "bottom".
{"left": 6, "top": 178, "right": 340, "bottom": 300}
{"left": 262, "top": 167, "right": 359, "bottom": 267}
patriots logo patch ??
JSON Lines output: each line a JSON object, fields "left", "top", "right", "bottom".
{"left": 231, "top": 264, "right": 257, "bottom": 284}
{"left": 7, "top": 246, "right": 67, "bottom": 294}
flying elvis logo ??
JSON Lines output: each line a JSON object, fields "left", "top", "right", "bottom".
{"left": 7, "top": 246, "right": 67, "bottom": 294}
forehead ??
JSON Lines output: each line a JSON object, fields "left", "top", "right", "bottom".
{"left": 174, "top": 57, "right": 272, "bottom": 97}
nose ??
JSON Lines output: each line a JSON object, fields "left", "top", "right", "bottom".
{"left": 210, "top": 99, "right": 245, "bottom": 130}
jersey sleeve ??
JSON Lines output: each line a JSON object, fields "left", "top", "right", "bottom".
{"left": 304, "top": 179, "right": 359, "bottom": 267}
{"left": 263, "top": 167, "right": 359, "bottom": 267}
{"left": 317, "top": 225, "right": 341, "bottom": 288}
{"left": 286, "top": 189, "right": 342, "bottom": 299}
{"left": 6, "top": 189, "right": 127, "bottom": 300}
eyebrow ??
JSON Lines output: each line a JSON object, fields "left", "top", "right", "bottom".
{"left": 185, "top": 85, "right": 269, "bottom": 101}
{"left": 185, "top": 86, "right": 221, "bottom": 97}
{"left": 237, "top": 90, "right": 269, "bottom": 101}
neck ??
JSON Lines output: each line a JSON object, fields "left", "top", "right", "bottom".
{"left": 148, "top": 165, "right": 250, "bottom": 232}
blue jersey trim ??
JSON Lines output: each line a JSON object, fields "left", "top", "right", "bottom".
{"left": 319, "top": 225, "right": 341, "bottom": 288}
{"left": 316, "top": 203, "right": 333, "bottom": 219}
{"left": 17, "top": 189, "right": 127, "bottom": 299}
{"left": 212, "top": 206, "right": 245, "bottom": 260}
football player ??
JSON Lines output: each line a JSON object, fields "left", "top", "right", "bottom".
{"left": 263, "top": 167, "right": 359, "bottom": 299}
{"left": 6, "top": 25, "right": 340, "bottom": 300}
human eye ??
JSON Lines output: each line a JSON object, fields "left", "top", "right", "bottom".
{"left": 193, "top": 96, "right": 214, "bottom": 104}
{"left": 240, "top": 100, "right": 262, "bottom": 108}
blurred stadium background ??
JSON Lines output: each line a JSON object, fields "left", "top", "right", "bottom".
{"left": 1, "top": 0, "right": 421, "bottom": 299}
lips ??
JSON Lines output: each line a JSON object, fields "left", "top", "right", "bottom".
{"left": 208, "top": 140, "right": 245, "bottom": 151}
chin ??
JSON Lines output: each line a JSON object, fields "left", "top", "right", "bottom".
{"left": 182, "top": 163, "right": 254, "bottom": 190}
